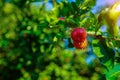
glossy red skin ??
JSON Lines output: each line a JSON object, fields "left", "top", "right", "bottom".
{"left": 58, "top": 17, "right": 65, "bottom": 20}
{"left": 73, "top": 39, "right": 88, "bottom": 49}
{"left": 71, "top": 28, "right": 87, "bottom": 42}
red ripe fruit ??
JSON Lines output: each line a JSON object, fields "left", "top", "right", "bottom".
{"left": 58, "top": 17, "right": 65, "bottom": 20}
{"left": 71, "top": 28, "right": 87, "bottom": 42}
{"left": 73, "top": 39, "right": 88, "bottom": 49}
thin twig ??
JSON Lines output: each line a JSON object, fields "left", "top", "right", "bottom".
{"left": 87, "top": 33, "right": 120, "bottom": 41}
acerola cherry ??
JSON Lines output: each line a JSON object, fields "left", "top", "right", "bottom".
{"left": 71, "top": 28, "right": 87, "bottom": 42}
{"left": 73, "top": 39, "right": 88, "bottom": 49}
{"left": 58, "top": 17, "right": 65, "bottom": 20}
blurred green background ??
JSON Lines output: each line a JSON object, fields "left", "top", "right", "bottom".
{"left": 0, "top": 0, "right": 106, "bottom": 80}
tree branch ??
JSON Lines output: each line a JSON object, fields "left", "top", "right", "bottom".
{"left": 87, "top": 33, "right": 120, "bottom": 41}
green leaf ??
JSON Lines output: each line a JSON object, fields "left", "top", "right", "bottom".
{"left": 71, "top": 2, "right": 79, "bottom": 12}
{"left": 92, "top": 38, "right": 115, "bottom": 70}
{"left": 92, "top": 39, "right": 104, "bottom": 57}
{"left": 76, "top": 0, "right": 84, "bottom": 5}
{"left": 106, "top": 64, "right": 120, "bottom": 80}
